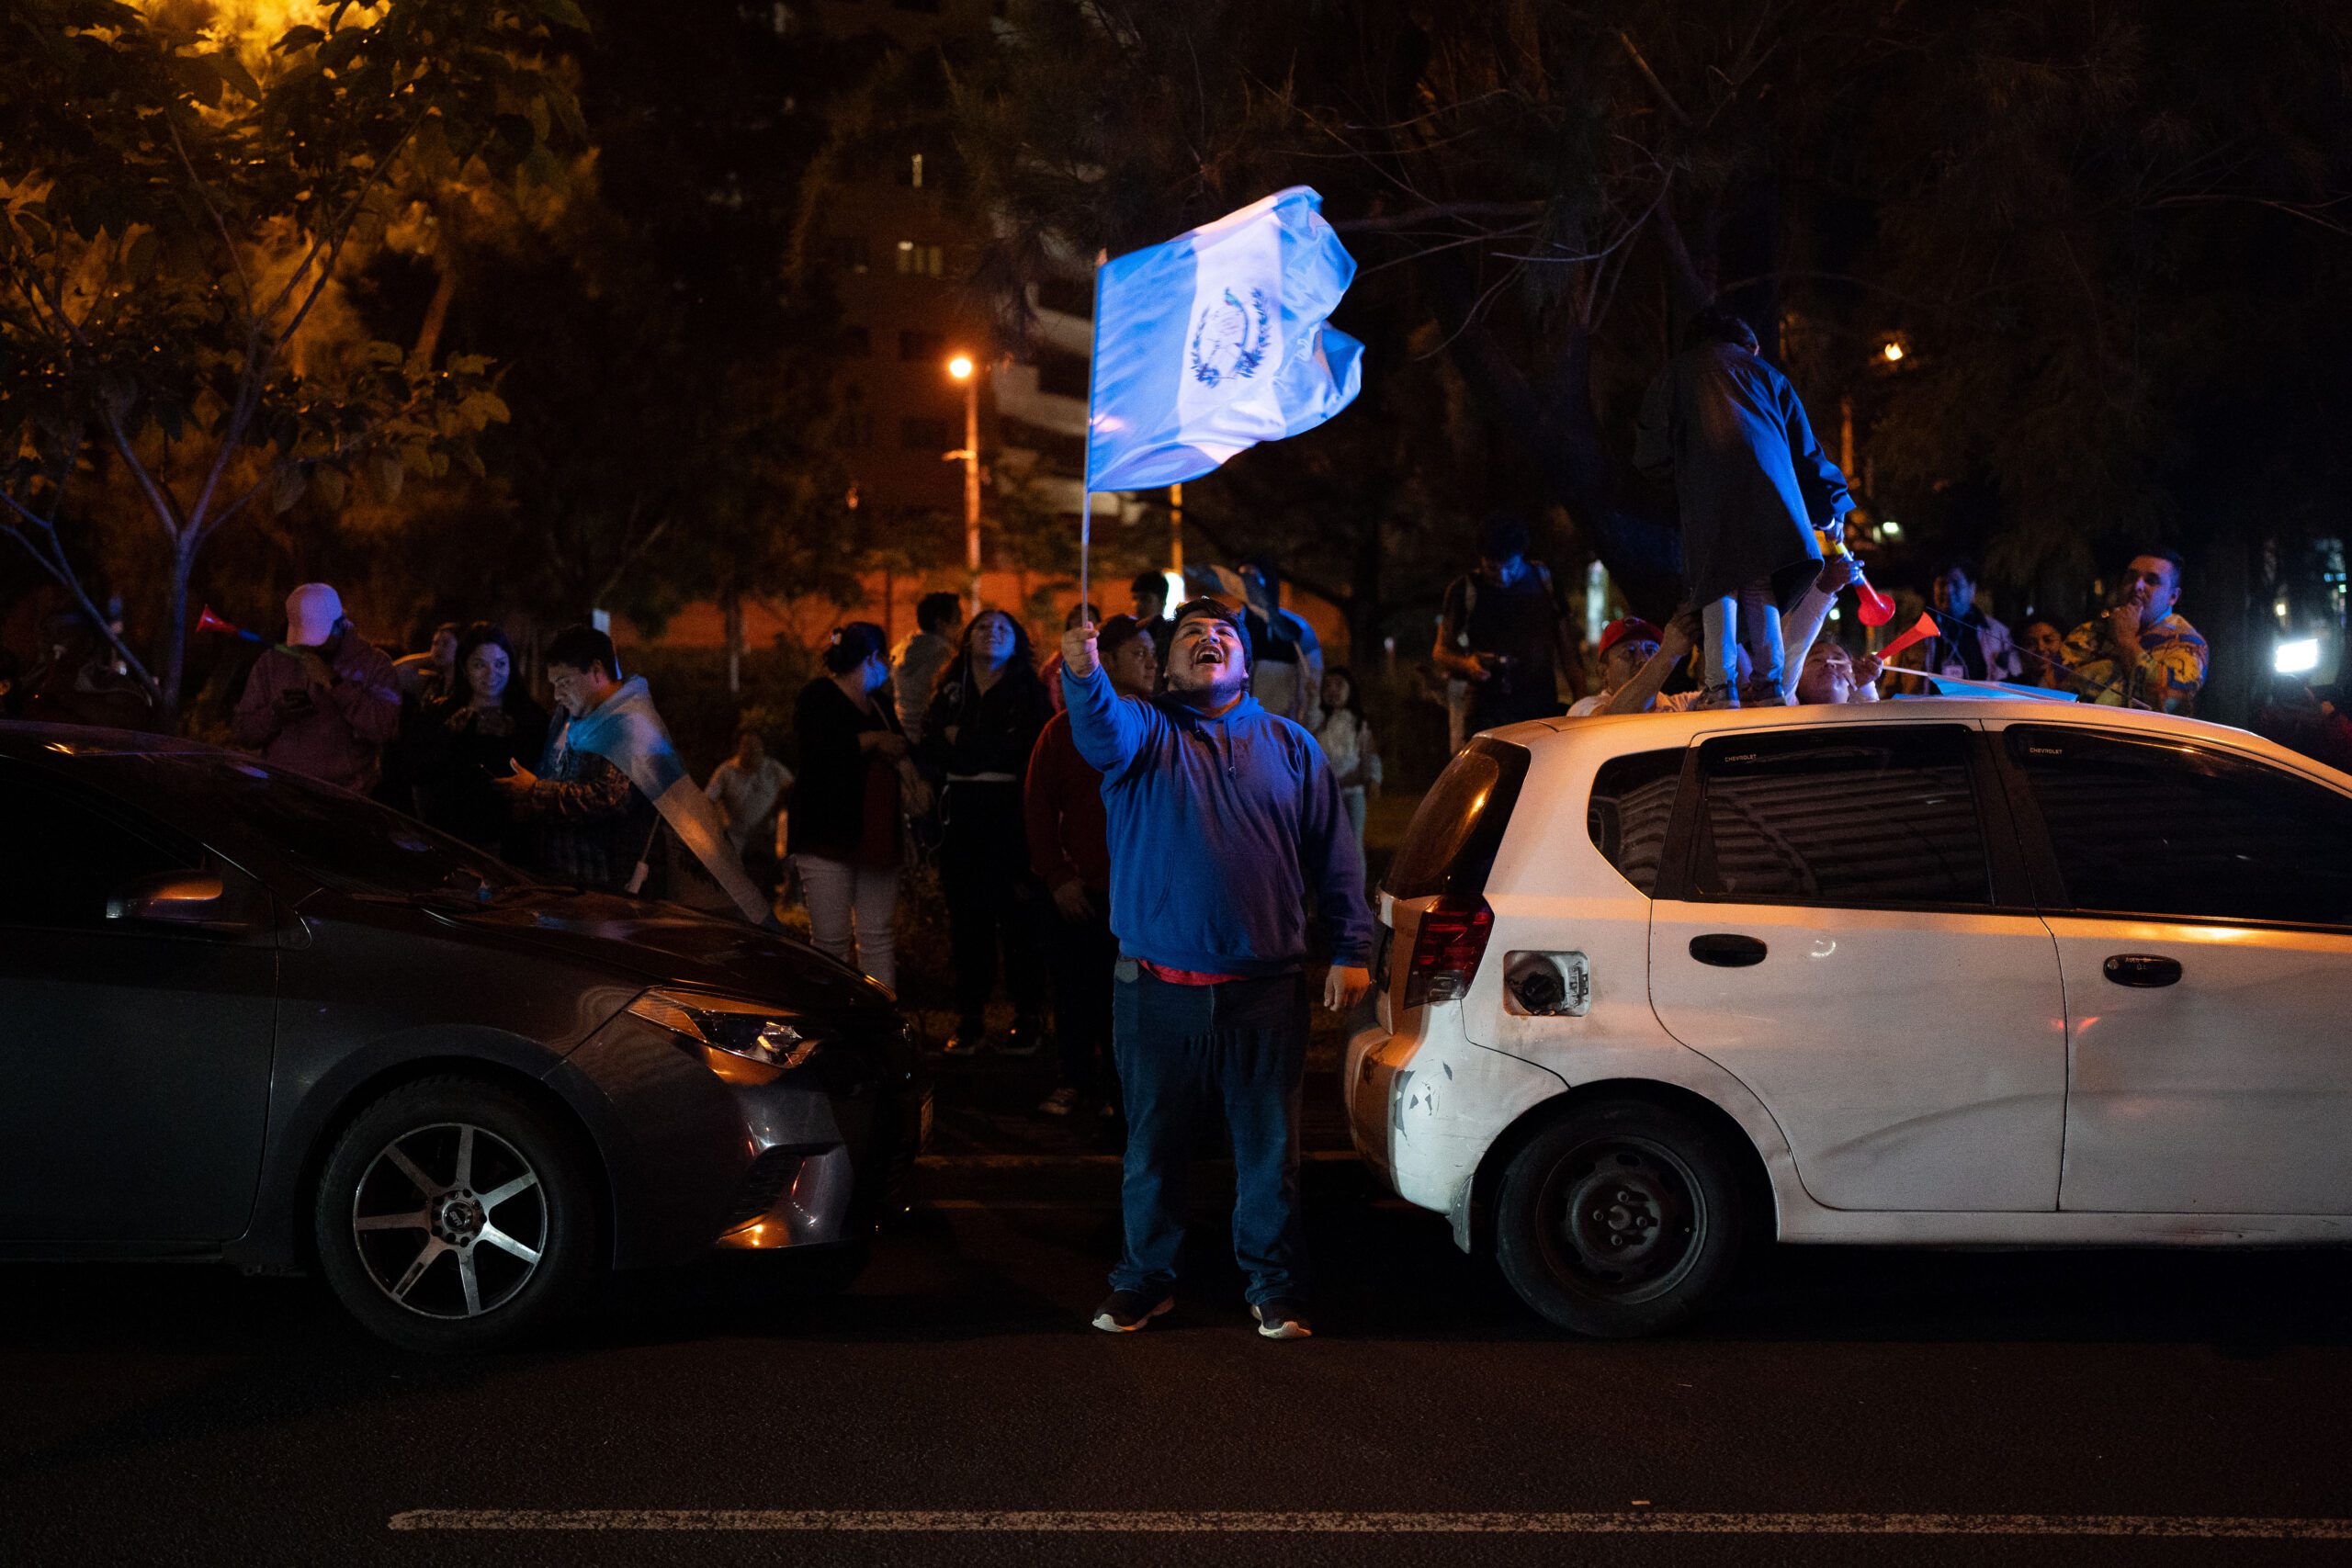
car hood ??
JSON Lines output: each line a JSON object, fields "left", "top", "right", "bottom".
{"left": 419, "top": 891, "right": 892, "bottom": 1016}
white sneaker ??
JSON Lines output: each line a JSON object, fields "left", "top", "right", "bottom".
{"left": 1036, "top": 1087, "right": 1080, "bottom": 1116}
{"left": 1250, "top": 1299, "right": 1314, "bottom": 1340}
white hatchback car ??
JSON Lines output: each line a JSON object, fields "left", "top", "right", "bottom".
{"left": 1348, "top": 699, "right": 2352, "bottom": 1337}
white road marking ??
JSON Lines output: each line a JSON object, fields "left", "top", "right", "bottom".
{"left": 388, "top": 1510, "right": 2352, "bottom": 1539}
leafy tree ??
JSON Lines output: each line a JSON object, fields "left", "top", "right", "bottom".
{"left": 0, "top": 0, "right": 584, "bottom": 714}
{"left": 406, "top": 0, "right": 859, "bottom": 660}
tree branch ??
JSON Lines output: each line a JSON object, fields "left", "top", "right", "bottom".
{"left": 168, "top": 114, "right": 254, "bottom": 314}
{"left": 263, "top": 107, "right": 430, "bottom": 348}
{"left": 100, "top": 409, "right": 190, "bottom": 544}
{"left": 1333, "top": 200, "right": 1550, "bottom": 234}
{"left": 1615, "top": 28, "right": 1693, "bottom": 128}
{"left": 0, "top": 482, "right": 162, "bottom": 696}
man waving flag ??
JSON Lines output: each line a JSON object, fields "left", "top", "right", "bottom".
{"left": 1086, "top": 186, "right": 1363, "bottom": 492}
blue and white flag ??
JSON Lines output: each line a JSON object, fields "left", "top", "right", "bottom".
{"left": 560, "top": 674, "right": 771, "bottom": 923}
{"left": 1085, "top": 186, "right": 1363, "bottom": 491}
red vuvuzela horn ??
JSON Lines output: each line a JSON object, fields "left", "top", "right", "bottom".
{"left": 196, "top": 605, "right": 262, "bottom": 643}
{"left": 1853, "top": 575, "right": 1897, "bottom": 627}
{"left": 1876, "top": 612, "right": 1941, "bottom": 663}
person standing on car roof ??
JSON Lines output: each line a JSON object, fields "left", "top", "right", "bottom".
{"left": 1634, "top": 306, "right": 1852, "bottom": 708}
{"left": 1060, "top": 597, "right": 1373, "bottom": 1343}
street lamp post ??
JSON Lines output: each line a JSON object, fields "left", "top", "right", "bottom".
{"left": 946, "top": 353, "right": 980, "bottom": 614}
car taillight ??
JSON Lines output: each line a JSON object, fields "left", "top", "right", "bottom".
{"left": 1401, "top": 897, "right": 1494, "bottom": 1009}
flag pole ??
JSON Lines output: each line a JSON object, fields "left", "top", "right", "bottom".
{"left": 1080, "top": 252, "right": 1106, "bottom": 627}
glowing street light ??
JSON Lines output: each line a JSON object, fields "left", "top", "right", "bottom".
{"left": 945, "top": 353, "right": 982, "bottom": 610}
{"left": 1881, "top": 340, "right": 1905, "bottom": 364}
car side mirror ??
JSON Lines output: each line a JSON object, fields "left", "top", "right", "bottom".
{"left": 106, "top": 871, "right": 225, "bottom": 925}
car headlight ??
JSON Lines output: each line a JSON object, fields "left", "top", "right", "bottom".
{"left": 627, "top": 988, "right": 819, "bottom": 1078}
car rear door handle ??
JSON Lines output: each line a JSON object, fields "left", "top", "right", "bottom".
{"left": 2103, "top": 953, "right": 2182, "bottom": 988}
{"left": 1689, "top": 933, "right": 1768, "bottom": 968}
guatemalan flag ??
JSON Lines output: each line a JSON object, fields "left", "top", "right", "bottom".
{"left": 1085, "top": 186, "right": 1363, "bottom": 491}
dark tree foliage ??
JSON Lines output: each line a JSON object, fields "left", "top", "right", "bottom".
{"left": 955, "top": 0, "right": 2352, "bottom": 710}
{"left": 405, "top": 0, "right": 865, "bottom": 640}
{"left": 0, "top": 0, "right": 583, "bottom": 711}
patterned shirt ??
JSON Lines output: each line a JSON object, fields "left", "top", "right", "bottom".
{"left": 512, "top": 721, "right": 656, "bottom": 892}
{"left": 2061, "top": 611, "right": 2208, "bottom": 715}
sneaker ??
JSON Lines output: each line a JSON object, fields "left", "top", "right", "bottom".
{"left": 1250, "top": 1299, "right": 1314, "bottom": 1340}
{"left": 1036, "top": 1087, "right": 1080, "bottom": 1117}
{"left": 1696, "top": 682, "right": 1740, "bottom": 711}
{"left": 1091, "top": 1291, "right": 1173, "bottom": 1333}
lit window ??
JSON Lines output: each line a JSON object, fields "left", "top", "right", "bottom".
{"left": 894, "top": 242, "right": 944, "bottom": 277}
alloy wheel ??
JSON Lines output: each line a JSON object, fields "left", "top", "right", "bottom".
{"left": 350, "top": 1122, "right": 548, "bottom": 1320}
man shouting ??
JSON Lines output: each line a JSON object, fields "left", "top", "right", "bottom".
{"left": 1061, "top": 597, "right": 1372, "bottom": 1341}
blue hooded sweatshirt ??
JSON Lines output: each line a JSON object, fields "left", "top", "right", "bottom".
{"left": 1062, "top": 661, "right": 1372, "bottom": 977}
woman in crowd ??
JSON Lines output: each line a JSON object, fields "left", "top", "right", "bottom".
{"left": 1314, "top": 667, "right": 1382, "bottom": 883}
{"left": 922, "top": 608, "right": 1054, "bottom": 1056}
{"left": 2016, "top": 617, "right": 2075, "bottom": 692}
{"left": 790, "top": 623, "right": 922, "bottom": 990}
{"left": 413, "top": 622, "right": 549, "bottom": 857}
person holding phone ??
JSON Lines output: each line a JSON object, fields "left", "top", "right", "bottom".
{"left": 413, "top": 623, "right": 550, "bottom": 854}
{"left": 232, "top": 581, "right": 401, "bottom": 791}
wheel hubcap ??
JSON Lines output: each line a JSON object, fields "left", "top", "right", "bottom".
{"left": 352, "top": 1122, "right": 547, "bottom": 1320}
{"left": 1544, "top": 1138, "right": 1703, "bottom": 1303}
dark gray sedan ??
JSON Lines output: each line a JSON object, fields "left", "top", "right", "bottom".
{"left": 0, "top": 723, "right": 924, "bottom": 1350}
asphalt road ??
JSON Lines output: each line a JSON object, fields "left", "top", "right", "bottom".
{"left": 7, "top": 1133, "right": 2352, "bottom": 1568}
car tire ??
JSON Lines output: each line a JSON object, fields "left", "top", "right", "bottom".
{"left": 1495, "top": 1098, "right": 1751, "bottom": 1338}
{"left": 313, "top": 1077, "right": 596, "bottom": 1353}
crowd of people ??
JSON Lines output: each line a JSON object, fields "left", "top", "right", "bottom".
{"left": 1424, "top": 303, "right": 2215, "bottom": 724}
{"left": 794, "top": 572, "right": 1382, "bottom": 1130}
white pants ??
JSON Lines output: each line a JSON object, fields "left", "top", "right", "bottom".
{"left": 1702, "top": 583, "right": 1785, "bottom": 696}
{"left": 1340, "top": 784, "right": 1369, "bottom": 885}
{"left": 794, "top": 854, "right": 899, "bottom": 991}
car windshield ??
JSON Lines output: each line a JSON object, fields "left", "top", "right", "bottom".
{"left": 85, "top": 751, "right": 537, "bottom": 900}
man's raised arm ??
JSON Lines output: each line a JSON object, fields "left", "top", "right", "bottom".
{"left": 1059, "top": 623, "right": 1156, "bottom": 778}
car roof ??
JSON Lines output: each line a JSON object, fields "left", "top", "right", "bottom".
{"left": 0, "top": 720, "right": 220, "bottom": 761}
{"left": 1486, "top": 698, "right": 2352, "bottom": 789}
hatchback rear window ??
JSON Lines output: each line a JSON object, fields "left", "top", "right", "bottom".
{"left": 1384, "top": 738, "right": 1529, "bottom": 898}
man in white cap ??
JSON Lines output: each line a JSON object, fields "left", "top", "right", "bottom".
{"left": 232, "top": 582, "right": 401, "bottom": 791}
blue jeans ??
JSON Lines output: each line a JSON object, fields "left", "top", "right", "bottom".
{"left": 1109, "top": 963, "right": 1310, "bottom": 1306}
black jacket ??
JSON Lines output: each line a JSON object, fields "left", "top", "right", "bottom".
{"left": 922, "top": 663, "right": 1052, "bottom": 781}
{"left": 790, "top": 676, "right": 902, "bottom": 859}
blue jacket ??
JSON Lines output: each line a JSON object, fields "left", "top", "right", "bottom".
{"left": 1062, "top": 662, "right": 1372, "bottom": 976}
